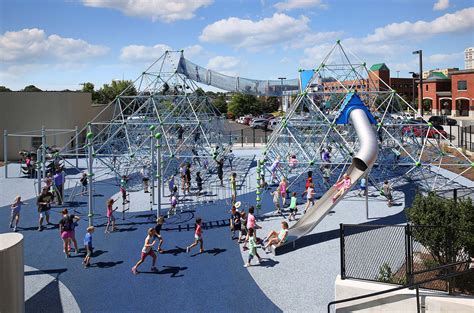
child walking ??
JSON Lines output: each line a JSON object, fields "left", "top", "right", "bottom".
{"left": 271, "top": 187, "right": 281, "bottom": 213}
{"left": 154, "top": 217, "right": 164, "bottom": 253}
{"left": 288, "top": 192, "right": 298, "bottom": 221}
{"left": 10, "top": 196, "right": 27, "bottom": 232}
{"left": 279, "top": 177, "right": 288, "bottom": 207}
{"left": 230, "top": 172, "right": 237, "bottom": 203}
{"left": 132, "top": 228, "right": 158, "bottom": 274}
{"left": 80, "top": 172, "right": 88, "bottom": 194}
{"left": 244, "top": 228, "right": 262, "bottom": 267}
{"left": 186, "top": 217, "right": 204, "bottom": 254}
{"left": 302, "top": 183, "right": 316, "bottom": 214}
{"left": 83, "top": 226, "right": 94, "bottom": 268}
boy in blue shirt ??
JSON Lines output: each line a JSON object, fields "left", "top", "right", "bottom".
{"left": 83, "top": 226, "right": 94, "bottom": 268}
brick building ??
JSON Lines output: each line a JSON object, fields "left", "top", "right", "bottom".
{"left": 417, "top": 69, "right": 474, "bottom": 117}
{"left": 368, "top": 63, "right": 416, "bottom": 100}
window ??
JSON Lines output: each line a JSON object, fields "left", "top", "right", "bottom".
{"left": 425, "top": 85, "right": 428, "bottom": 91}
{"left": 31, "top": 137, "right": 42, "bottom": 149}
{"left": 457, "top": 80, "right": 467, "bottom": 91}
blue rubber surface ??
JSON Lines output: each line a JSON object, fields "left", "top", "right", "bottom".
{"left": 0, "top": 178, "right": 282, "bottom": 313}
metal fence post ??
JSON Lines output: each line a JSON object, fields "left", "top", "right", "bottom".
{"left": 340, "top": 223, "right": 346, "bottom": 279}
{"left": 449, "top": 125, "right": 452, "bottom": 143}
{"left": 241, "top": 129, "right": 244, "bottom": 147}
{"left": 75, "top": 126, "right": 79, "bottom": 168}
{"left": 453, "top": 189, "right": 457, "bottom": 202}
{"left": 253, "top": 128, "right": 255, "bottom": 147}
{"left": 4, "top": 130, "right": 7, "bottom": 178}
{"left": 405, "top": 224, "right": 413, "bottom": 286}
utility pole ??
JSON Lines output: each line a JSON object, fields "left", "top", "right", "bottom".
{"left": 409, "top": 71, "right": 418, "bottom": 109}
{"left": 412, "top": 50, "right": 423, "bottom": 116}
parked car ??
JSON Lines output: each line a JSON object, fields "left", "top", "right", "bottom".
{"left": 402, "top": 120, "right": 447, "bottom": 138}
{"left": 268, "top": 119, "right": 280, "bottom": 130}
{"left": 250, "top": 119, "right": 269, "bottom": 129}
{"left": 259, "top": 113, "right": 275, "bottom": 120}
{"left": 428, "top": 115, "right": 457, "bottom": 126}
{"left": 242, "top": 116, "right": 253, "bottom": 125}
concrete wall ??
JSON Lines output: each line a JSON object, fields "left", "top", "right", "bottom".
{"left": 0, "top": 92, "right": 112, "bottom": 161}
{"left": 334, "top": 275, "right": 474, "bottom": 312}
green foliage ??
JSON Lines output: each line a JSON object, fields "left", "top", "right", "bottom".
{"left": 22, "top": 85, "right": 42, "bottom": 92}
{"left": 81, "top": 82, "right": 95, "bottom": 93}
{"left": 194, "top": 87, "right": 206, "bottom": 97}
{"left": 227, "top": 93, "right": 281, "bottom": 117}
{"left": 407, "top": 193, "right": 474, "bottom": 264}
{"left": 213, "top": 94, "right": 227, "bottom": 114}
{"left": 378, "top": 263, "right": 393, "bottom": 283}
{"left": 259, "top": 96, "right": 280, "bottom": 113}
{"left": 0, "top": 86, "right": 12, "bottom": 92}
{"left": 95, "top": 80, "right": 137, "bottom": 104}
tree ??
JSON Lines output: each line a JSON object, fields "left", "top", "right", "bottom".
{"left": 81, "top": 82, "right": 95, "bottom": 93}
{"left": 95, "top": 80, "right": 137, "bottom": 104}
{"left": 227, "top": 93, "right": 259, "bottom": 117}
{"left": 213, "top": 94, "right": 227, "bottom": 115}
{"left": 259, "top": 96, "right": 280, "bottom": 113}
{"left": 195, "top": 87, "right": 206, "bottom": 97}
{"left": 0, "top": 86, "right": 12, "bottom": 92}
{"left": 22, "top": 85, "right": 42, "bottom": 92}
{"left": 407, "top": 192, "right": 474, "bottom": 264}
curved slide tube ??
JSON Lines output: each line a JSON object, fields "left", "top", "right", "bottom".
{"left": 274, "top": 108, "right": 378, "bottom": 255}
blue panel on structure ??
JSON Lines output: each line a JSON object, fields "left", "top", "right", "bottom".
{"left": 299, "top": 70, "right": 314, "bottom": 92}
{"left": 335, "top": 92, "right": 377, "bottom": 125}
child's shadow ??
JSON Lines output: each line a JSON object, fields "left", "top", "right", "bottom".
{"left": 141, "top": 265, "right": 188, "bottom": 278}
{"left": 190, "top": 247, "right": 226, "bottom": 257}
{"left": 259, "top": 258, "right": 279, "bottom": 268}
{"left": 93, "top": 260, "right": 123, "bottom": 268}
{"left": 160, "top": 246, "right": 186, "bottom": 256}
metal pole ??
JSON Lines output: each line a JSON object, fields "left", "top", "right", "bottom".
{"left": 150, "top": 131, "right": 155, "bottom": 209}
{"left": 36, "top": 148, "right": 41, "bottom": 195}
{"left": 241, "top": 129, "right": 244, "bottom": 147}
{"left": 75, "top": 126, "right": 79, "bottom": 168}
{"left": 419, "top": 51, "right": 424, "bottom": 117}
{"left": 156, "top": 134, "right": 162, "bottom": 217}
{"left": 87, "top": 129, "right": 94, "bottom": 227}
{"left": 365, "top": 173, "right": 369, "bottom": 219}
{"left": 339, "top": 223, "right": 346, "bottom": 279}
{"left": 415, "top": 285, "right": 421, "bottom": 313}
{"left": 41, "top": 125, "right": 46, "bottom": 179}
{"left": 4, "top": 130, "right": 7, "bottom": 178}
{"left": 253, "top": 127, "right": 255, "bottom": 147}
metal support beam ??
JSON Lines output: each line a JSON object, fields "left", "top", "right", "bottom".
{"left": 75, "top": 126, "right": 79, "bottom": 168}
{"left": 41, "top": 125, "right": 46, "bottom": 179}
{"left": 87, "top": 129, "right": 94, "bottom": 227}
{"left": 4, "top": 130, "right": 7, "bottom": 178}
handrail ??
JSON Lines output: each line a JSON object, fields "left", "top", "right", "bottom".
{"left": 327, "top": 267, "right": 473, "bottom": 313}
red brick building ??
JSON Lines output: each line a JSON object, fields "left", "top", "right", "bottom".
{"left": 368, "top": 63, "right": 416, "bottom": 100}
{"left": 417, "top": 69, "right": 474, "bottom": 117}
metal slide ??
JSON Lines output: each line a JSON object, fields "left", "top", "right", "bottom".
{"left": 274, "top": 106, "right": 378, "bottom": 254}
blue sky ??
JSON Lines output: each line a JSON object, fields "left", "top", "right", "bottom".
{"left": 0, "top": 0, "right": 473, "bottom": 90}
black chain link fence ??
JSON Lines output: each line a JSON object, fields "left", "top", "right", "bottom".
{"left": 340, "top": 224, "right": 473, "bottom": 295}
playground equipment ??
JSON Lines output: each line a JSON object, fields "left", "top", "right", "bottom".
{"left": 262, "top": 41, "right": 473, "bottom": 195}
{"left": 276, "top": 92, "right": 378, "bottom": 252}
{"left": 60, "top": 51, "right": 232, "bottom": 222}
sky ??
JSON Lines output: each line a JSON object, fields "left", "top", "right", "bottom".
{"left": 0, "top": 0, "right": 473, "bottom": 91}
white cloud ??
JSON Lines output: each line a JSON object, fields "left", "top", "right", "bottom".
{"left": 82, "top": 0, "right": 213, "bottom": 22}
{"left": 120, "top": 44, "right": 203, "bottom": 62}
{"left": 433, "top": 0, "right": 450, "bottom": 11}
{"left": 200, "top": 13, "right": 310, "bottom": 50}
{"left": 0, "top": 28, "right": 108, "bottom": 63}
{"left": 274, "top": 0, "right": 327, "bottom": 11}
{"left": 427, "top": 52, "right": 463, "bottom": 64}
{"left": 364, "top": 7, "right": 474, "bottom": 43}
{"left": 290, "top": 31, "right": 343, "bottom": 48}
{"left": 206, "top": 56, "right": 240, "bottom": 76}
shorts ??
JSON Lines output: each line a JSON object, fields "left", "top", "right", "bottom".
{"left": 85, "top": 245, "right": 93, "bottom": 257}
{"left": 360, "top": 186, "right": 366, "bottom": 190}
{"left": 306, "top": 199, "right": 315, "bottom": 205}
{"left": 194, "top": 234, "right": 202, "bottom": 241}
{"left": 120, "top": 187, "right": 126, "bottom": 195}
{"left": 107, "top": 214, "right": 115, "bottom": 221}
{"left": 290, "top": 207, "right": 297, "bottom": 213}
{"left": 233, "top": 224, "right": 241, "bottom": 231}
{"left": 142, "top": 178, "right": 149, "bottom": 182}
{"left": 273, "top": 201, "right": 280, "bottom": 206}
{"left": 39, "top": 210, "right": 50, "bottom": 218}
{"left": 140, "top": 249, "right": 156, "bottom": 261}
{"left": 386, "top": 194, "right": 393, "bottom": 201}
{"left": 61, "top": 230, "right": 74, "bottom": 239}
{"left": 11, "top": 209, "right": 20, "bottom": 217}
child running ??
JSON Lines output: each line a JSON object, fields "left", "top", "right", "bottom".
{"left": 132, "top": 228, "right": 158, "bottom": 274}
{"left": 288, "top": 192, "right": 298, "bottom": 221}
{"left": 279, "top": 177, "right": 288, "bottom": 207}
{"left": 270, "top": 156, "right": 280, "bottom": 183}
{"left": 332, "top": 174, "right": 352, "bottom": 203}
{"left": 186, "top": 217, "right": 204, "bottom": 254}
{"left": 243, "top": 228, "right": 262, "bottom": 267}
{"left": 83, "top": 226, "right": 94, "bottom": 268}
{"left": 105, "top": 198, "right": 118, "bottom": 233}
{"left": 10, "top": 196, "right": 27, "bottom": 232}
{"left": 302, "top": 183, "right": 316, "bottom": 214}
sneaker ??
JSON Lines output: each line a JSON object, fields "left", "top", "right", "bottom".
{"left": 244, "top": 264, "right": 250, "bottom": 268}
{"left": 256, "top": 260, "right": 261, "bottom": 265}
{"left": 9, "top": 223, "right": 13, "bottom": 229}
{"left": 131, "top": 266, "right": 138, "bottom": 275}
{"left": 38, "top": 226, "right": 43, "bottom": 232}
{"left": 199, "top": 249, "right": 204, "bottom": 253}
{"left": 84, "top": 263, "right": 90, "bottom": 268}
{"left": 13, "top": 227, "right": 17, "bottom": 232}
{"left": 186, "top": 247, "right": 190, "bottom": 253}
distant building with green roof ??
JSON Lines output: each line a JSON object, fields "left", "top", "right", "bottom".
{"left": 370, "top": 63, "right": 390, "bottom": 71}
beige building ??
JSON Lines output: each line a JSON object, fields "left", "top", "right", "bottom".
{"left": 422, "top": 68, "right": 459, "bottom": 79}
{"left": 465, "top": 47, "right": 474, "bottom": 70}
{"left": 0, "top": 92, "right": 112, "bottom": 161}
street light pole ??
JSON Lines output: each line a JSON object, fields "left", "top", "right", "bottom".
{"left": 413, "top": 50, "right": 423, "bottom": 116}
{"left": 278, "top": 77, "right": 286, "bottom": 111}
{"left": 409, "top": 71, "right": 417, "bottom": 108}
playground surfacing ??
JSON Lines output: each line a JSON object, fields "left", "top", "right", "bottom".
{"left": 1, "top": 149, "right": 469, "bottom": 312}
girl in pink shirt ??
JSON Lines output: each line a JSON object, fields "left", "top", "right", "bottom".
{"left": 105, "top": 198, "right": 118, "bottom": 233}
{"left": 186, "top": 217, "right": 204, "bottom": 254}
{"left": 332, "top": 174, "right": 352, "bottom": 203}
{"left": 279, "top": 177, "right": 288, "bottom": 207}
{"left": 243, "top": 206, "right": 261, "bottom": 250}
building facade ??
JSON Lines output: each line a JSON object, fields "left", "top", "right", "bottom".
{"left": 417, "top": 69, "right": 474, "bottom": 117}
{"left": 368, "top": 63, "right": 417, "bottom": 101}
{"left": 465, "top": 47, "right": 474, "bottom": 70}
{"left": 0, "top": 92, "right": 112, "bottom": 161}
